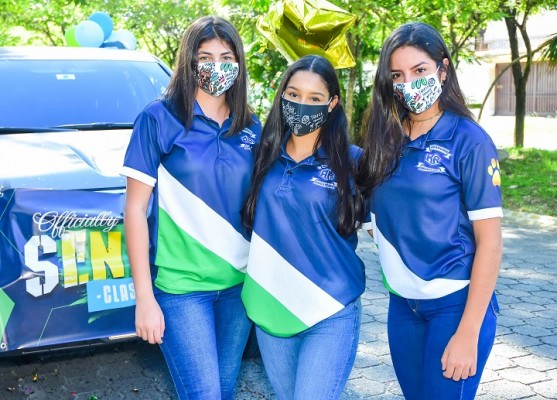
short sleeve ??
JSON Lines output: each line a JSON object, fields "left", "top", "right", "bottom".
{"left": 460, "top": 140, "right": 503, "bottom": 221}
{"left": 121, "top": 111, "right": 162, "bottom": 187}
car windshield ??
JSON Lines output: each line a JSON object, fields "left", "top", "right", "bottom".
{"left": 0, "top": 59, "right": 169, "bottom": 129}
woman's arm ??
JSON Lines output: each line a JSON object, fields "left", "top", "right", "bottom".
{"left": 441, "top": 217, "right": 502, "bottom": 381}
{"left": 124, "top": 177, "right": 165, "bottom": 344}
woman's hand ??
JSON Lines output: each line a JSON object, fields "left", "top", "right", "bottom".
{"left": 135, "top": 295, "right": 165, "bottom": 344}
{"left": 441, "top": 217, "right": 502, "bottom": 381}
{"left": 441, "top": 328, "right": 479, "bottom": 381}
{"left": 124, "top": 177, "right": 163, "bottom": 344}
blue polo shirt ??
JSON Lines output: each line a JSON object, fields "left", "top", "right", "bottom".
{"left": 241, "top": 142, "right": 365, "bottom": 337}
{"left": 121, "top": 99, "right": 261, "bottom": 293}
{"left": 369, "top": 111, "right": 503, "bottom": 300}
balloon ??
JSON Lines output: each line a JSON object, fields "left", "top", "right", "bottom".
{"left": 105, "top": 29, "right": 137, "bottom": 50}
{"left": 258, "top": 0, "right": 356, "bottom": 69}
{"left": 74, "top": 20, "right": 104, "bottom": 47}
{"left": 64, "top": 26, "right": 79, "bottom": 47}
{"left": 88, "top": 11, "right": 113, "bottom": 40}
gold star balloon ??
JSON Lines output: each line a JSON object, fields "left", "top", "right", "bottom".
{"left": 257, "top": 0, "right": 356, "bottom": 69}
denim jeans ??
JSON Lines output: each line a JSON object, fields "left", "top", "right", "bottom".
{"left": 387, "top": 286, "right": 498, "bottom": 400}
{"left": 156, "top": 283, "right": 252, "bottom": 400}
{"left": 256, "top": 298, "right": 361, "bottom": 400}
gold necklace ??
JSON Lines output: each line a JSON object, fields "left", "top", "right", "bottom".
{"left": 407, "top": 110, "right": 443, "bottom": 137}
{"left": 408, "top": 109, "right": 443, "bottom": 124}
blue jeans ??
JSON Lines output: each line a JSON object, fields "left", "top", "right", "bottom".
{"left": 387, "top": 287, "right": 498, "bottom": 400}
{"left": 156, "top": 283, "right": 252, "bottom": 400}
{"left": 256, "top": 298, "right": 361, "bottom": 400}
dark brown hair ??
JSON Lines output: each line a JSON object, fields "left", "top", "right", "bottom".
{"left": 164, "top": 16, "right": 252, "bottom": 134}
{"left": 357, "top": 22, "right": 473, "bottom": 197}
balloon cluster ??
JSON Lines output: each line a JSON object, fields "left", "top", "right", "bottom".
{"left": 65, "top": 11, "right": 137, "bottom": 50}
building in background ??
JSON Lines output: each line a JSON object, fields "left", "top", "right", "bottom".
{"left": 458, "top": 10, "right": 557, "bottom": 117}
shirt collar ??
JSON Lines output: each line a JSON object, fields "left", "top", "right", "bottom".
{"left": 279, "top": 131, "right": 329, "bottom": 164}
{"left": 193, "top": 100, "right": 204, "bottom": 116}
{"left": 193, "top": 100, "right": 234, "bottom": 130}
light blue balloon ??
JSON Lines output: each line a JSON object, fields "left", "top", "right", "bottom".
{"left": 74, "top": 20, "right": 104, "bottom": 47}
{"left": 88, "top": 11, "right": 113, "bottom": 40}
{"left": 106, "top": 29, "right": 137, "bottom": 50}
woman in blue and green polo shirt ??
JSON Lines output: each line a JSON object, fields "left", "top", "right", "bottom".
{"left": 122, "top": 16, "right": 261, "bottom": 400}
{"left": 242, "top": 55, "right": 366, "bottom": 399}
{"left": 358, "top": 22, "right": 502, "bottom": 399}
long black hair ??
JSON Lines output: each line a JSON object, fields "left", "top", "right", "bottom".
{"left": 164, "top": 15, "right": 252, "bottom": 134}
{"left": 357, "top": 22, "right": 473, "bottom": 197}
{"left": 244, "top": 55, "right": 364, "bottom": 237}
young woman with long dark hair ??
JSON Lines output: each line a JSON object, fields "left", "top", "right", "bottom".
{"left": 122, "top": 15, "right": 261, "bottom": 400}
{"left": 242, "top": 54, "right": 366, "bottom": 399}
{"left": 358, "top": 22, "right": 502, "bottom": 399}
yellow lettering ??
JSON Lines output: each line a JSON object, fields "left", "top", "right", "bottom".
{"left": 90, "top": 231, "right": 125, "bottom": 280}
{"left": 61, "top": 233, "right": 78, "bottom": 287}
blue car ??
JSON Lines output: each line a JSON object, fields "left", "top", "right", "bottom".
{"left": 0, "top": 46, "right": 172, "bottom": 354}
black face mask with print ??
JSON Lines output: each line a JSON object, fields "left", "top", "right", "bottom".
{"left": 281, "top": 97, "right": 330, "bottom": 136}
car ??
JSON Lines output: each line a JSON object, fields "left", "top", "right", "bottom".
{"left": 0, "top": 46, "right": 172, "bottom": 355}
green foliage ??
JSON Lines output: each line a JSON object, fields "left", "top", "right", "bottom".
{"left": 111, "top": 0, "right": 213, "bottom": 68}
{"left": 245, "top": 42, "right": 288, "bottom": 121}
{"left": 541, "top": 33, "right": 557, "bottom": 66}
{"left": 500, "top": 148, "right": 557, "bottom": 216}
{"left": 391, "top": 0, "right": 504, "bottom": 68}
{"left": 0, "top": 0, "right": 91, "bottom": 45}
{"left": 224, "top": 0, "right": 288, "bottom": 119}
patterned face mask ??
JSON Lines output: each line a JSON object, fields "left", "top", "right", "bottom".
{"left": 281, "top": 96, "right": 331, "bottom": 136}
{"left": 393, "top": 67, "right": 443, "bottom": 114}
{"left": 196, "top": 62, "right": 239, "bottom": 97}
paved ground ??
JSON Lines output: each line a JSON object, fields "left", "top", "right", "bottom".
{"left": 0, "top": 116, "right": 555, "bottom": 399}
{"left": 475, "top": 114, "right": 557, "bottom": 151}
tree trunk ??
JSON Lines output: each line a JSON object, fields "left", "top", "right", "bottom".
{"left": 504, "top": 16, "right": 525, "bottom": 147}
{"left": 515, "top": 83, "right": 526, "bottom": 147}
{"left": 503, "top": 5, "right": 534, "bottom": 149}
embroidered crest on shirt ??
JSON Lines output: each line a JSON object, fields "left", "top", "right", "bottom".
{"left": 310, "top": 166, "right": 337, "bottom": 189}
{"left": 416, "top": 145, "right": 451, "bottom": 173}
{"left": 239, "top": 128, "right": 256, "bottom": 151}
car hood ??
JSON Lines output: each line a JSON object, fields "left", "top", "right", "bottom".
{"left": 0, "top": 129, "right": 131, "bottom": 191}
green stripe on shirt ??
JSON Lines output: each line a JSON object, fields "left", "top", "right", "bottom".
{"left": 242, "top": 274, "right": 308, "bottom": 337}
{"left": 154, "top": 208, "right": 244, "bottom": 293}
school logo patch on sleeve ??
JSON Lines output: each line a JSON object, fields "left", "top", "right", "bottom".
{"left": 487, "top": 158, "right": 501, "bottom": 186}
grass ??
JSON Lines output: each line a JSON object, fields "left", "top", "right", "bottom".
{"left": 499, "top": 148, "right": 557, "bottom": 217}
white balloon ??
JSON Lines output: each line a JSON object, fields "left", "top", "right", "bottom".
{"left": 74, "top": 20, "right": 104, "bottom": 47}
{"left": 106, "top": 29, "right": 137, "bottom": 50}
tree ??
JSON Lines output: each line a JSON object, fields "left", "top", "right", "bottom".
{"left": 341, "top": 0, "right": 502, "bottom": 140}
{"left": 541, "top": 33, "right": 557, "bottom": 65}
{"left": 500, "top": 0, "right": 554, "bottom": 147}
{"left": 0, "top": 0, "right": 212, "bottom": 67}
{"left": 110, "top": 0, "right": 213, "bottom": 68}
{"left": 397, "top": 0, "right": 503, "bottom": 68}
{"left": 0, "top": 0, "right": 89, "bottom": 46}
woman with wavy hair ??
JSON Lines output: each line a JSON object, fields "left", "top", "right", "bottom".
{"left": 358, "top": 22, "right": 502, "bottom": 399}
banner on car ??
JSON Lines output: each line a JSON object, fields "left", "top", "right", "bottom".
{"left": 0, "top": 188, "right": 136, "bottom": 353}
